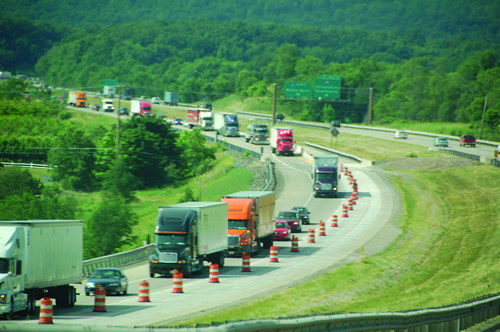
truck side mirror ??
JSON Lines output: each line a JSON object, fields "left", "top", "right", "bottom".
{"left": 16, "top": 260, "right": 22, "bottom": 276}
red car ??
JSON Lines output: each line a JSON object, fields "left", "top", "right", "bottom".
{"left": 274, "top": 221, "right": 291, "bottom": 241}
{"left": 276, "top": 210, "right": 302, "bottom": 233}
{"left": 459, "top": 134, "right": 476, "bottom": 147}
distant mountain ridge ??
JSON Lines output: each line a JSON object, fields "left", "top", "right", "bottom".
{"left": 1, "top": 0, "right": 499, "bottom": 42}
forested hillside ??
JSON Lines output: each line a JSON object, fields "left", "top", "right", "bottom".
{"left": 1, "top": 0, "right": 499, "bottom": 43}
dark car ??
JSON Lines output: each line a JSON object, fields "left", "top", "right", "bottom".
{"left": 276, "top": 113, "right": 285, "bottom": 121}
{"left": 173, "top": 118, "right": 183, "bottom": 125}
{"left": 92, "top": 104, "right": 101, "bottom": 111}
{"left": 292, "top": 206, "right": 311, "bottom": 225}
{"left": 119, "top": 107, "right": 129, "bottom": 115}
{"left": 201, "top": 102, "right": 212, "bottom": 110}
{"left": 85, "top": 267, "right": 128, "bottom": 296}
{"left": 121, "top": 95, "right": 132, "bottom": 100}
{"left": 331, "top": 120, "right": 341, "bottom": 127}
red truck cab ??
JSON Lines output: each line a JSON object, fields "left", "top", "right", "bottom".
{"left": 459, "top": 134, "right": 476, "bottom": 147}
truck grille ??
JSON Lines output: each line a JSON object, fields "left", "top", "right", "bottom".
{"left": 283, "top": 146, "right": 290, "bottom": 151}
{"left": 320, "top": 183, "right": 333, "bottom": 190}
{"left": 228, "top": 235, "right": 240, "bottom": 247}
{"left": 159, "top": 252, "right": 177, "bottom": 263}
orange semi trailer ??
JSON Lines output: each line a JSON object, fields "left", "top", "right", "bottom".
{"left": 222, "top": 191, "right": 276, "bottom": 256}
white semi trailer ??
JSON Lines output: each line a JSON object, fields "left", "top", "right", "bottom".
{"left": 0, "top": 220, "right": 83, "bottom": 319}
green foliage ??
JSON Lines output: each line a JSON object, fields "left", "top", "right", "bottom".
{"left": 101, "top": 160, "right": 138, "bottom": 203}
{"left": 48, "top": 125, "right": 96, "bottom": 191}
{"left": 178, "top": 187, "right": 196, "bottom": 203}
{"left": 176, "top": 128, "right": 216, "bottom": 178}
{"left": 0, "top": 167, "right": 43, "bottom": 200}
{"left": 58, "top": 111, "right": 72, "bottom": 120}
{"left": 83, "top": 194, "right": 137, "bottom": 258}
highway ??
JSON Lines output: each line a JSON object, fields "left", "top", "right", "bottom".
{"left": 5, "top": 104, "right": 468, "bottom": 329}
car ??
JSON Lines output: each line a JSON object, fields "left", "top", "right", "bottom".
{"left": 434, "top": 137, "right": 448, "bottom": 147}
{"left": 92, "top": 104, "right": 101, "bottom": 111}
{"left": 394, "top": 130, "right": 408, "bottom": 139}
{"left": 331, "top": 120, "right": 341, "bottom": 127}
{"left": 459, "top": 134, "right": 476, "bottom": 147}
{"left": 121, "top": 95, "right": 132, "bottom": 100}
{"left": 173, "top": 118, "right": 183, "bottom": 125}
{"left": 139, "top": 96, "right": 149, "bottom": 101}
{"left": 119, "top": 107, "right": 129, "bottom": 115}
{"left": 291, "top": 206, "right": 311, "bottom": 225}
{"left": 85, "top": 267, "right": 128, "bottom": 296}
{"left": 276, "top": 210, "right": 302, "bottom": 233}
{"left": 96, "top": 93, "right": 106, "bottom": 98}
{"left": 200, "top": 102, "right": 213, "bottom": 110}
{"left": 276, "top": 113, "right": 285, "bottom": 121}
{"left": 152, "top": 97, "right": 162, "bottom": 104}
{"left": 273, "top": 221, "right": 291, "bottom": 241}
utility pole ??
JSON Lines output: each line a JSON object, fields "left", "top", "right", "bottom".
{"left": 272, "top": 84, "right": 277, "bottom": 125}
{"left": 116, "top": 84, "right": 121, "bottom": 164}
{"left": 479, "top": 95, "right": 487, "bottom": 139}
{"left": 367, "top": 87, "right": 374, "bottom": 124}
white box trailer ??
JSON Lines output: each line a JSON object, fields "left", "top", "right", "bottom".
{"left": 0, "top": 220, "right": 83, "bottom": 317}
{"left": 150, "top": 202, "right": 228, "bottom": 278}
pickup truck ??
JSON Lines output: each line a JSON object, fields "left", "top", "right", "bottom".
{"left": 459, "top": 135, "right": 476, "bottom": 147}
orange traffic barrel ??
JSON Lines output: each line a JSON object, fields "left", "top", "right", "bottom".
{"left": 348, "top": 199, "right": 353, "bottom": 210}
{"left": 318, "top": 220, "right": 326, "bottom": 236}
{"left": 350, "top": 193, "right": 357, "bottom": 204}
{"left": 39, "top": 297, "right": 54, "bottom": 324}
{"left": 331, "top": 215, "right": 338, "bottom": 227}
{"left": 138, "top": 280, "right": 151, "bottom": 302}
{"left": 291, "top": 236, "right": 299, "bottom": 252}
{"left": 342, "top": 204, "right": 349, "bottom": 218}
{"left": 269, "top": 246, "right": 279, "bottom": 262}
{"left": 308, "top": 228, "right": 315, "bottom": 243}
{"left": 241, "top": 253, "right": 251, "bottom": 272}
{"left": 209, "top": 264, "right": 220, "bottom": 283}
{"left": 93, "top": 285, "right": 107, "bottom": 312}
{"left": 172, "top": 271, "right": 184, "bottom": 293}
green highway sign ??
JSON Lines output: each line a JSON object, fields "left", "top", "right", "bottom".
{"left": 320, "top": 75, "right": 342, "bottom": 80}
{"left": 284, "top": 81, "right": 313, "bottom": 98}
{"left": 313, "top": 77, "right": 341, "bottom": 99}
{"left": 100, "top": 79, "right": 118, "bottom": 88}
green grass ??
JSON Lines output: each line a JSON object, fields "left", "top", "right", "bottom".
{"left": 160, "top": 164, "right": 500, "bottom": 327}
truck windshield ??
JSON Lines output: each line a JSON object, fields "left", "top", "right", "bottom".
{"left": 256, "top": 128, "right": 268, "bottom": 133}
{"left": 155, "top": 234, "right": 188, "bottom": 248}
{"left": 227, "top": 124, "right": 238, "bottom": 128}
{"left": 281, "top": 138, "right": 293, "bottom": 143}
{"left": 228, "top": 220, "right": 248, "bottom": 229}
{"left": 317, "top": 173, "right": 336, "bottom": 180}
{"left": 143, "top": 107, "right": 151, "bottom": 111}
{"left": 0, "top": 258, "right": 9, "bottom": 273}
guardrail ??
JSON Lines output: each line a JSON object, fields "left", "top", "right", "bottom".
{"left": 0, "top": 161, "right": 52, "bottom": 169}
{"left": 82, "top": 244, "right": 155, "bottom": 276}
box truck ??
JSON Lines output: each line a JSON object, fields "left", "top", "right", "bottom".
{"left": 164, "top": 91, "right": 179, "bottom": 106}
{"left": 103, "top": 86, "right": 116, "bottom": 98}
{"left": 214, "top": 112, "right": 239, "bottom": 137}
{"left": 68, "top": 91, "right": 87, "bottom": 107}
{"left": 270, "top": 127, "right": 294, "bottom": 156}
{"left": 187, "top": 108, "right": 214, "bottom": 130}
{"left": 0, "top": 220, "right": 83, "bottom": 318}
{"left": 149, "top": 202, "right": 228, "bottom": 278}
{"left": 222, "top": 191, "right": 276, "bottom": 257}
{"left": 131, "top": 100, "right": 152, "bottom": 116}
{"left": 312, "top": 155, "right": 339, "bottom": 198}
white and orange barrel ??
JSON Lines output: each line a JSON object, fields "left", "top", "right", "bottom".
{"left": 138, "top": 280, "right": 151, "bottom": 302}
{"left": 39, "top": 297, "right": 54, "bottom": 324}
{"left": 209, "top": 264, "right": 220, "bottom": 283}
{"left": 93, "top": 285, "right": 107, "bottom": 312}
{"left": 172, "top": 271, "right": 184, "bottom": 293}
{"left": 269, "top": 246, "right": 279, "bottom": 262}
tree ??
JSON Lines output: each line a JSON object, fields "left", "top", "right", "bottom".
{"left": 48, "top": 125, "right": 96, "bottom": 191}
{"left": 176, "top": 128, "right": 216, "bottom": 179}
{"left": 84, "top": 194, "right": 137, "bottom": 258}
{"left": 0, "top": 167, "right": 43, "bottom": 200}
{"left": 101, "top": 159, "right": 138, "bottom": 203}
{"left": 274, "top": 44, "right": 299, "bottom": 81}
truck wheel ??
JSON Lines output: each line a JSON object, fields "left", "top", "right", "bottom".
{"left": 218, "top": 252, "right": 225, "bottom": 268}
{"left": 26, "top": 292, "right": 36, "bottom": 315}
{"left": 150, "top": 272, "right": 155, "bottom": 278}
{"left": 5, "top": 297, "right": 14, "bottom": 320}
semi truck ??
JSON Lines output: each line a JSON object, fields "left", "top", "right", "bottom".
{"left": 131, "top": 100, "right": 152, "bottom": 116}
{"left": 214, "top": 112, "right": 239, "bottom": 137}
{"left": 68, "top": 91, "right": 87, "bottom": 107}
{"left": 186, "top": 108, "right": 214, "bottom": 130}
{"left": 149, "top": 202, "right": 228, "bottom": 278}
{"left": 102, "top": 99, "right": 115, "bottom": 112}
{"left": 164, "top": 91, "right": 180, "bottom": 106}
{"left": 270, "top": 127, "right": 294, "bottom": 156}
{"left": 103, "top": 86, "right": 116, "bottom": 98}
{"left": 312, "top": 155, "right": 339, "bottom": 198}
{"left": 0, "top": 220, "right": 83, "bottom": 319}
{"left": 221, "top": 191, "right": 276, "bottom": 257}
{"left": 245, "top": 123, "right": 269, "bottom": 144}
{"left": 0, "top": 72, "right": 12, "bottom": 80}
